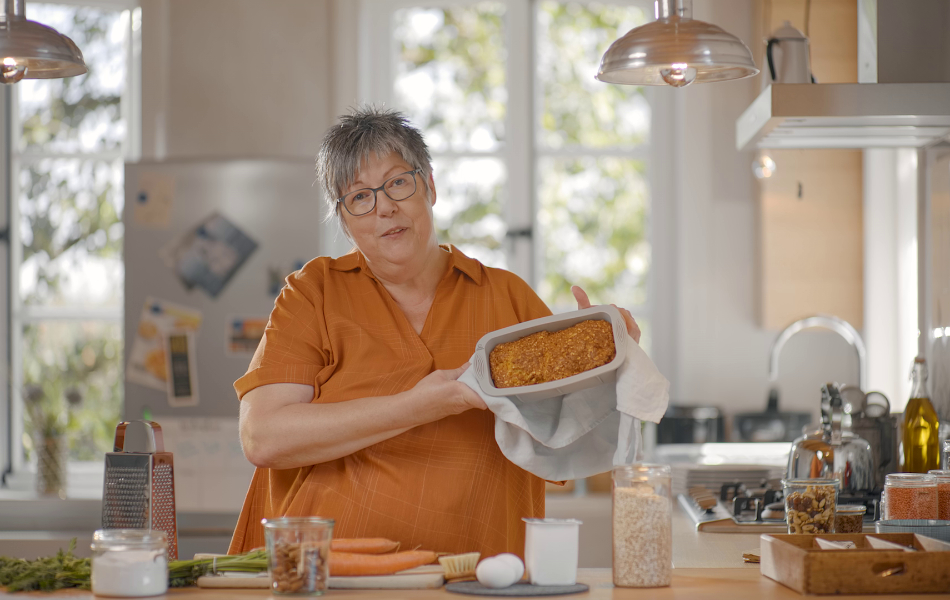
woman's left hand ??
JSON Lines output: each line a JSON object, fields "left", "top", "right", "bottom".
{"left": 572, "top": 285, "right": 641, "bottom": 344}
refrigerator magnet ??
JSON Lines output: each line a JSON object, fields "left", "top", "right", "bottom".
{"left": 227, "top": 316, "right": 268, "bottom": 355}
{"left": 165, "top": 329, "right": 199, "bottom": 407}
{"left": 133, "top": 172, "right": 175, "bottom": 229}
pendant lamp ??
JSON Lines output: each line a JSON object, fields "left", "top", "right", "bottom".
{"left": 0, "top": 0, "right": 86, "bottom": 84}
{"left": 597, "top": 0, "right": 757, "bottom": 88}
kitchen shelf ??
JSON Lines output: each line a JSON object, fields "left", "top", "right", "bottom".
{"left": 736, "top": 83, "right": 950, "bottom": 151}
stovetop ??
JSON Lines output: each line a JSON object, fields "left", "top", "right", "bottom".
{"left": 679, "top": 481, "right": 882, "bottom": 533}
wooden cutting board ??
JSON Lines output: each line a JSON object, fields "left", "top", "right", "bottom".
{"left": 196, "top": 565, "right": 445, "bottom": 590}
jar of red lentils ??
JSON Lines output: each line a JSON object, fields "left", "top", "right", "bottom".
{"left": 928, "top": 470, "right": 950, "bottom": 520}
{"left": 883, "top": 473, "right": 937, "bottom": 520}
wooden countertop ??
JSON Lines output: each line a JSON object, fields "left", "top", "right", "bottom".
{"left": 9, "top": 569, "right": 946, "bottom": 599}
{"left": 546, "top": 494, "right": 764, "bottom": 569}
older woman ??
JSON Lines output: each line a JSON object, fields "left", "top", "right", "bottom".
{"left": 229, "top": 107, "right": 640, "bottom": 557}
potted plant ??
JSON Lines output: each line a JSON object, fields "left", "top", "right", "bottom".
{"left": 23, "top": 384, "right": 82, "bottom": 497}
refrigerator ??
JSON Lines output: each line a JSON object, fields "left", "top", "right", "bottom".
{"left": 122, "top": 158, "right": 335, "bottom": 514}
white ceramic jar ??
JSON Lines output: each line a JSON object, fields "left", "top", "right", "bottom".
{"left": 90, "top": 529, "right": 168, "bottom": 597}
{"left": 522, "top": 518, "right": 582, "bottom": 586}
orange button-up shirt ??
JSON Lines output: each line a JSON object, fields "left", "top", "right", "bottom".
{"left": 229, "top": 245, "right": 552, "bottom": 557}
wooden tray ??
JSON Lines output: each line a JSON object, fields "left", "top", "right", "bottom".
{"left": 760, "top": 533, "right": 950, "bottom": 595}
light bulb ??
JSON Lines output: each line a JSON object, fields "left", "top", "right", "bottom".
{"left": 660, "top": 63, "right": 696, "bottom": 88}
{"left": 752, "top": 152, "right": 777, "bottom": 179}
{"left": 1, "top": 57, "right": 27, "bottom": 84}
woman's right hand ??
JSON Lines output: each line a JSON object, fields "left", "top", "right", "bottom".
{"left": 410, "top": 363, "right": 487, "bottom": 415}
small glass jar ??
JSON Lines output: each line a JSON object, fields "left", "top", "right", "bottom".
{"left": 928, "top": 470, "right": 950, "bottom": 520}
{"left": 262, "top": 517, "right": 334, "bottom": 596}
{"left": 782, "top": 478, "right": 839, "bottom": 534}
{"left": 943, "top": 440, "right": 950, "bottom": 469}
{"left": 834, "top": 504, "right": 866, "bottom": 533}
{"left": 90, "top": 529, "right": 168, "bottom": 598}
{"left": 883, "top": 473, "right": 937, "bottom": 520}
{"left": 611, "top": 464, "right": 672, "bottom": 588}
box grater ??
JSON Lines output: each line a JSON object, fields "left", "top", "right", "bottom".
{"left": 101, "top": 420, "right": 178, "bottom": 560}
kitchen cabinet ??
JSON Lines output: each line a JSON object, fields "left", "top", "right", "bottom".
{"left": 752, "top": 0, "right": 864, "bottom": 330}
{"left": 758, "top": 150, "right": 864, "bottom": 329}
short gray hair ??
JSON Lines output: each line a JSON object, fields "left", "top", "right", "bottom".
{"left": 317, "top": 106, "right": 433, "bottom": 227}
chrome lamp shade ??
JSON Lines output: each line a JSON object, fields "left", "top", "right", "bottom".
{"left": 0, "top": 0, "right": 86, "bottom": 84}
{"left": 597, "top": 0, "right": 757, "bottom": 88}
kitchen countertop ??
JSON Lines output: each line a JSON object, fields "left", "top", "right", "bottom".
{"left": 546, "top": 493, "right": 762, "bottom": 569}
{"left": 9, "top": 569, "right": 943, "bottom": 599}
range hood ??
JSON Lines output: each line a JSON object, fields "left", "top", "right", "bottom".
{"left": 736, "top": 0, "right": 950, "bottom": 151}
{"left": 736, "top": 82, "right": 950, "bottom": 150}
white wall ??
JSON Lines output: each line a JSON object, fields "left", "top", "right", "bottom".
{"left": 673, "top": 0, "right": 858, "bottom": 427}
{"left": 140, "top": 0, "right": 332, "bottom": 161}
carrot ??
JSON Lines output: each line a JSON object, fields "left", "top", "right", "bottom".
{"left": 329, "top": 550, "right": 438, "bottom": 576}
{"left": 330, "top": 538, "right": 400, "bottom": 554}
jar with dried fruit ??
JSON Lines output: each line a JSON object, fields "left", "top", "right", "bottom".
{"left": 833, "top": 504, "right": 866, "bottom": 533}
{"left": 782, "top": 478, "right": 839, "bottom": 534}
{"left": 927, "top": 470, "right": 950, "bottom": 520}
{"left": 611, "top": 464, "right": 672, "bottom": 588}
{"left": 882, "top": 473, "right": 937, "bottom": 520}
{"left": 262, "top": 517, "right": 334, "bottom": 596}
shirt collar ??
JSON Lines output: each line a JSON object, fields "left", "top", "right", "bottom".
{"left": 328, "top": 244, "right": 482, "bottom": 284}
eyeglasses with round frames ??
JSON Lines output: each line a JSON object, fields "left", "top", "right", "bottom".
{"left": 337, "top": 168, "right": 423, "bottom": 216}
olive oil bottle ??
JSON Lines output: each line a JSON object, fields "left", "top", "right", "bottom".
{"left": 901, "top": 357, "right": 940, "bottom": 473}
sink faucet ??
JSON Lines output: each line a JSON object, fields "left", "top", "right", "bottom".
{"left": 768, "top": 314, "right": 867, "bottom": 391}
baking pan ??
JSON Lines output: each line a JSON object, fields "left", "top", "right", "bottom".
{"left": 471, "top": 305, "right": 627, "bottom": 402}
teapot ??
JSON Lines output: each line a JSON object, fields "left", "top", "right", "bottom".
{"left": 766, "top": 21, "right": 813, "bottom": 84}
{"left": 786, "top": 383, "right": 876, "bottom": 496}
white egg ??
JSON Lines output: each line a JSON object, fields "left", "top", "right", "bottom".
{"left": 493, "top": 553, "right": 524, "bottom": 582}
{"left": 475, "top": 557, "right": 519, "bottom": 589}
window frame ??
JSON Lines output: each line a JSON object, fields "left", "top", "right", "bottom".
{"left": 355, "top": 0, "right": 678, "bottom": 368}
{"left": 2, "top": 0, "right": 142, "bottom": 490}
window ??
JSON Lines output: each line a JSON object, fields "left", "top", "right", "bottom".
{"left": 6, "top": 2, "right": 139, "bottom": 487}
{"left": 361, "top": 0, "right": 658, "bottom": 351}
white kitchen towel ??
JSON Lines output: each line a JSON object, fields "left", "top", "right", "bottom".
{"left": 458, "top": 334, "right": 670, "bottom": 481}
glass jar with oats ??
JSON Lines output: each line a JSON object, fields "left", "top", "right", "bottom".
{"left": 612, "top": 464, "right": 672, "bottom": 588}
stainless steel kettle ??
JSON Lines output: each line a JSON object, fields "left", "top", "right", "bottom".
{"left": 841, "top": 385, "right": 899, "bottom": 492}
{"left": 766, "top": 21, "right": 813, "bottom": 84}
{"left": 786, "top": 383, "right": 876, "bottom": 495}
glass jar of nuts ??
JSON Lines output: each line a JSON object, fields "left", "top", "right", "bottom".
{"left": 782, "top": 478, "right": 840, "bottom": 534}
{"left": 262, "top": 517, "right": 334, "bottom": 596}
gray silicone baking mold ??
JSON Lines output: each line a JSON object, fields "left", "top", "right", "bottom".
{"left": 471, "top": 305, "right": 627, "bottom": 402}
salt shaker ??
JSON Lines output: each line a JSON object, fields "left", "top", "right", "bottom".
{"left": 611, "top": 464, "right": 672, "bottom": 588}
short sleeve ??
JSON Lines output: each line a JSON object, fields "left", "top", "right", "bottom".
{"left": 499, "top": 269, "right": 553, "bottom": 324}
{"left": 233, "top": 267, "right": 331, "bottom": 400}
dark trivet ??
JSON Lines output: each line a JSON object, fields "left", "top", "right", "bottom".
{"left": 445, "top": 581, "right": 589, "bottom": 597}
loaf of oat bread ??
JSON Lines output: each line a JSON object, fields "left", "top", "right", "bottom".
{"left": 489, "top": 319, "right": 616, "bottom": 388}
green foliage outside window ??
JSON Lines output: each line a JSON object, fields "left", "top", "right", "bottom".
{"left": 17, "top": 4, "right": 128, "bottom": 463}
{"left": 391, "top": 2, "right": 652, "bottom": 312}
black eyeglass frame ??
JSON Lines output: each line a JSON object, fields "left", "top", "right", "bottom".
{"left": 336, "top": 168, "right": 424, "bottom": 216}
